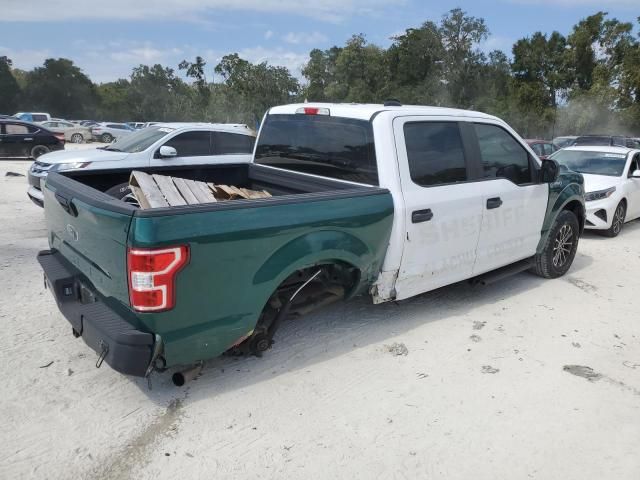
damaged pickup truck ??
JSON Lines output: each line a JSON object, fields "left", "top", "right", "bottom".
{"left": 38, "top": 103, "right": 585, "bottom": 380}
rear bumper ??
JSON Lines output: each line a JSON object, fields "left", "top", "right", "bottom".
{"left": 37, "top": 249, "right": 156, "bottom": 377}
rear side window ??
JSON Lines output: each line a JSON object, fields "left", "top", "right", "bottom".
{"left": 163, "top": 131, "right": 211, "bottom": 157}
{"left": 32, "top": 114, "right": 47, "bottom": 122}
{"left": 213, "top": 132, "right": 255, "bottom": 154}
{"left": 404, "top": 122, "right": 467, "bottom": 187}
{"left": 543, "top": 143, "right": 556, "bottom": 156}
{"left": 531, "top": 143, "right": 544, "bottom": 156}
{"left": 255, "top": 114, "right": 378, "bottom": 185}
{"left": 475, "top": 123, "right": 532, "bottom": 185}
{"left": 5, "top": 123, "right": 29, "bottom": 134}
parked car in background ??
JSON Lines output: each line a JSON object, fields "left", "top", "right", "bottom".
{"left": 90, "top": 122, "right": 135, "bottom": 143}
{"left": 127, "top": 122, "right": 146, "bottom": 130}
{"left": 14, "top": 112, "right": 51, "bottom": 123}
{"left": 0, "top": 119, "right": 64, "bottom": 159}
{"left": 573, "top": 135, "right": 639, "bottom": 148}
{"left": 526, "top": 139, "right": 557, "bottom": 160}
{"left": 80, "top": 120, "right": 99, "bottom": 127}
{"left": 27, "top": 123, "right": 256, "bottom": 206}
{"left": 551, "top": 146, "right": 640, "bottom": 237}
{"left": 40, "top": 120, "right": 92, "bottom": 143}
{"left": 552, "top": 136, "right": 577, "bottom": 149}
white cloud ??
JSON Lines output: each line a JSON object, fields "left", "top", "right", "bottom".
{"left": 283, "top": 32, "right": 329, "bottom": 45}
{"left": 264, "top": 30, "right": 274, "bottom": 40}
{"left": 503, "top": 0, "right": 637, "bottom": 6}
{"left": 1, "top": 0, "right": 404, "bottom": 23}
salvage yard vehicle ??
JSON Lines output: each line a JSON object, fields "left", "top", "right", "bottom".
{"left": 551, "top": 146, "right": 640, "bottom": 237}
{"left": 0, "top": 118, "right": 64, "bottom": 159}
{"left": 40, "top": 120, "right": 92, "bottom": 144}
{"left": 37, "top": 103, "right": 585, "bottom": 380}
{"left": 27, "top": 123, "right": 256, "bottom": 207}
{"left": 90, "top": 122, "right": 135, "bottom": 143}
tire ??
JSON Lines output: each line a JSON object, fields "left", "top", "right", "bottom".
{"left": 31, "top": 145, "right": 50, "bottom": 159}
{"left": 101, "top": 133, "right": 114, "bottom": 143}
{"left": 600, "top": 201, "right": 626, "bottom": 238}
{"left": 104, "top": 182, "right": 139, "bottom": 207}
{"left": 70, "top": 133, "right": 84, "bottom": 143}
{"left": 532, "top": 210, "right": 580, "bottom": 279}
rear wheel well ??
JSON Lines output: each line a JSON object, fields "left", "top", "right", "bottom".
{"left": 228, "top": 262, "right": 360, "bottom": 356}
{"left": 563, "top": 200, "right": 585, "bottom": 232}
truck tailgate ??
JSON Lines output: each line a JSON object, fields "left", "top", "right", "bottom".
{"left": 43, "top": 173, "right": 134, "bottom": 305}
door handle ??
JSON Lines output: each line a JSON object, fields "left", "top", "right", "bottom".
{"left": 412, "top": 209, "right": 433, "bottom": 223}
{"left": 486, "top": 197, "right": 503, "bottom": 209}
{"left": 24, "top": 138, "right": 33, "bottom": 142}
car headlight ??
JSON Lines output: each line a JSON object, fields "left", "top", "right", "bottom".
{"left": 53, "top": 162, "right": 92, "bottom": 172}
{"left": 584, "top": 187, "right": 616, "bottom": 202}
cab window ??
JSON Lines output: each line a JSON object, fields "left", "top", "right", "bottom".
{"left": 404, "top": 122, "right": 468, "bottom": 187}
{"left": 475, "top": 123, "right": 532, "bottom": 185}
{"left": 163, "top": 131, "right": 211, "bottom": 157}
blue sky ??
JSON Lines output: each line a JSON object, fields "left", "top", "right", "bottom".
{"left": 1, "top": 0, "right": 638, "bottom": 83}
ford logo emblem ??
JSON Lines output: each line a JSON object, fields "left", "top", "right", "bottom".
{"left": 66, "top": 224, "right": 79, "bottom": 242}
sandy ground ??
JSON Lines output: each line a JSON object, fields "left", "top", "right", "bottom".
{"left": 1, "top": 149, "right": 639, "bottom": 480}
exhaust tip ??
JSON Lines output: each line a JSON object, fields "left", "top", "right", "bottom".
{"left": 171, "top": 363, "right": 203, "bottom": 386}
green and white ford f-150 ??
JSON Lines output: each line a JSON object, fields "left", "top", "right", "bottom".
{"left": 38, "top": 103, "right": 585, "bottom": 380}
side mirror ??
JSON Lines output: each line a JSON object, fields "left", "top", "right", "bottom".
{"left": 540, "top": 159, "right": 560, "bottom": 183}
{"left": 632, "top": 170, "right": 640, "bottom": 179}
{"left": 158, "top": 145, "right": 177, "bottom": 158}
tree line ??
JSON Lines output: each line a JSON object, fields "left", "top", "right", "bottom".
{"left": 1, "top": 8, "right": 639, "bottom": 138}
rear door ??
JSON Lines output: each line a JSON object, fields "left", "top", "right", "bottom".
{"left": 43, "top": 173, "right": 134, "bottom": 305}
{"left": 471, "top": 122, "right": 548, "bottom": 276}
{"left": 212, "top": 131, "right": 255, "bottom": 163}
{"left": 1, "top": 122, "right": 36, "bottom": 157}
{"left": 393, "top": 118, "right": 484, "bottom": 299}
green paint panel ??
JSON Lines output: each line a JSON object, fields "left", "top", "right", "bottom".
{"left": 128, "top": 192, "right": 394, "bottom": 366}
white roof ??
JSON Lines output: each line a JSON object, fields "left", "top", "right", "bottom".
{"left": 268, "top": 102, "right": 500, "bottom": 122}
{"left": 154, "top": 122, "right": 255, "bottom": 135}
{"left": 562, "top": 146, "right": 634, "bottom": 155}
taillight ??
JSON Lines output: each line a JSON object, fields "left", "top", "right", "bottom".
{"left": 54, "top": 132, "right": 65, "bottom": 142}
{"left": 127, "top": 246, "right": 189, "bottom": 312}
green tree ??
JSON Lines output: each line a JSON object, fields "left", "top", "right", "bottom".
{"left": 439, "top": 8, "right": 489, "bottom": 107}
{"left": 21, "top": 58, "right": 98, "bottom": 118}
{"left": 0, "top": 56, "right": 21, "bottom": 114}
{"left": 215, "top": 53, "right": 300, "bottom": 124}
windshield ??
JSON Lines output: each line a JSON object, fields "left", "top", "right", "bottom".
{"left": 254, "top": 114, "right": 378, "bottom": 185}
{"left": 105, "top": 126, "right": 174, "bottom": 153}
{"left": 551, "top": 150, "right": 628, "bottom": 177}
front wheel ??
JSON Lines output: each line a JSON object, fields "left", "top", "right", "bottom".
{"left": 70, "top": 133, "right": 84, "bottom": 143}
{"left": 101, "top": 133, "right": 113, "bottom": 143}
{"left": 532, "top": 210, "right": 579, "bottom": 279}
{"left": 600, "top": 201, "right": 626, "bottom": 238}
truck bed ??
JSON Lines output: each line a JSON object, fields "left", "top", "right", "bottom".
{"left": 42, "top": 163, "right": 394, "bottom": 373}
{"left": 54, "top": 163, "right": 380, "bottom": 216}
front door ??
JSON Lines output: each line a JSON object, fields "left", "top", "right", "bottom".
{"left": 625, "top": 153, "right": 640, "bottom": 220}
{"left": 150, "top": 130, "right": 216, "bottom": 167}
{"left": 471, "top": 122, "right": 548, "bottom": 276}
{"left": 393, "top": 118, "right": 484, "bottom": 300}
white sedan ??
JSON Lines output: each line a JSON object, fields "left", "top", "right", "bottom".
{"left": 551, "top": 146, "right": 640, "bottom": 237}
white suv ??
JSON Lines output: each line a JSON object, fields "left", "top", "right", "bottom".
{"left": 27, "top": 123, "right": 256, "bottom": 207}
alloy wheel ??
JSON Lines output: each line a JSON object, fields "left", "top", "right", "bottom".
{"left": 71, "top": 133, "right": 83, "bottom": 143}
{"left": 552, "top": 224, "right": 574, "bottom": 268}
{"left": 612, "top": 204, "right": 625, "bottom": 235}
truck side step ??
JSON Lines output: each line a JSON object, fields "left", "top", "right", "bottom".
{"left": 469, "top": 257, "right": 535, "bottom": 286}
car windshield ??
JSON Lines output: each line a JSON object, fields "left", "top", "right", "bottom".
{"left": 104, "top": 126, "right": 174, "bottom": 153}
{"left": 551, "top": 150, "right": 627, "bottom": 177}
